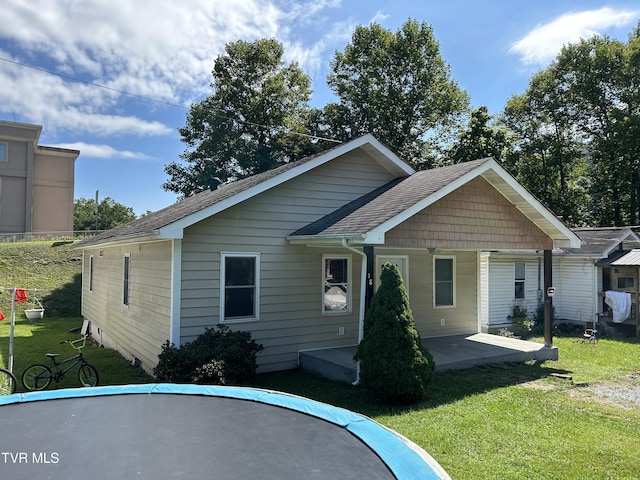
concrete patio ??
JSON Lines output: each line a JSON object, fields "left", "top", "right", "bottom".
{"left": 298, "top": 333, "right": 559, "bottom": 384}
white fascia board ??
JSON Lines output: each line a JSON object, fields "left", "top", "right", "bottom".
{"left": 287, "top": 233, "right": 369, "bottom": 247}
{"left": 601, "top": 230, "right": 640, "bottom": 258}
{"left": 481, "top": 161, "right": 581, "bottom": 248}
{"left": 74, "top": 233, "right": 164, "bottom": 250}
{"left": 158, "top": 135, "right": 413, "bottom": 238}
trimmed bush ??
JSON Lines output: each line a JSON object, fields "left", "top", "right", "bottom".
{"left": 154, "top": 325, "right": 263, "bottom": 385}
{"left": 354, "top": 263, "right": 435, "bottom": 404}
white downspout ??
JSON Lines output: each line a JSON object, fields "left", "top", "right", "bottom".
{"left": 341, "top": 238, "right": 367, "bottom": 385}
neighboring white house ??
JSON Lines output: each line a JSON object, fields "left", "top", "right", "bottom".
{"left": 73, "top": 135, "right": 580, "bottom": 376}
{"left": 480, "top": 227, "right": 640, "bottom": 333}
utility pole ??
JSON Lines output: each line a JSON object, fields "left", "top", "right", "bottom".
{"left": 94, "top": 189, "right": 99, "bottom": 232}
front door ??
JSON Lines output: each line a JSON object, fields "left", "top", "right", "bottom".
{"left": 375, "top": 255, "right": 409, "bottom": 294}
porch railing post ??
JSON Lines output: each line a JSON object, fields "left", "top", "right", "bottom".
{"left": 544, "top": 249, "right": 553, "bottom": 347}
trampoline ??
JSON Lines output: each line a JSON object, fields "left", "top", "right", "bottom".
{"left": 0, "top": 384, "right": 450, "bottom": 479}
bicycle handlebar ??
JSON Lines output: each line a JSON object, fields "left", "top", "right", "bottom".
{"left": 60, "top": 335, "right": 90, "bottom": 349}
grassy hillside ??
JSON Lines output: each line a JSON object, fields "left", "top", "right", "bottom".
{"left": 0, "top": 240, "right": 82, "bottom": 317}
{"left": 0, "top": 240, "right": 151, "bottom": 388}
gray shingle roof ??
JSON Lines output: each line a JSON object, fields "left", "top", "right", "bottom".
{"left": 561, "top": 227, "right": 640, "bottom": 256}
{"left": 290, "top": 158, "right": 491, "bottom": 237}
{"left": 75, "top": 152, "right": 323, "bottom": 247}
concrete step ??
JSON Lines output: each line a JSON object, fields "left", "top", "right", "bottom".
{"left": 299, "top": 347, "right": 357, "bottom": 384}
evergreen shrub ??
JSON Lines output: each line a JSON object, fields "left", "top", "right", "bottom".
{"left": 354, "top": 263, "right": 435, "bottom": 404}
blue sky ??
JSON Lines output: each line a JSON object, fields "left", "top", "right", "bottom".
{"left": 1, "top": 1, "right": 638, "bottom": 215}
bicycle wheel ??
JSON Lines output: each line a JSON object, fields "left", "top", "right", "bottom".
{"left": 0, "top": 368, "right": 17, "bottom": 395}
{"left": 78, "top": 363, "right": 99, "bottom": 387}
{"left": 21, "top": 364, "right": 53, "bottom": 391}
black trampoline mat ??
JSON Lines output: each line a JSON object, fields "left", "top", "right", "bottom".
{"left": 0, "top": 393, "right": 395, "bottom": 479}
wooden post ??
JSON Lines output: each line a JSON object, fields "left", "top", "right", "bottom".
{"left": 544, "top": 249, "right": 553, "bottom": 347}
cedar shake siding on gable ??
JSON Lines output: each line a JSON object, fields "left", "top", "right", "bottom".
{"left": 386, "top": 177, "right": 554, "bottom": 250}
{"left": 290, "top": 158, "right": 488, "bottom": 238}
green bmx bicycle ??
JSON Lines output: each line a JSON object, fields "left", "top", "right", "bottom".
{"left": 22, "top": 335, "right": 99, "bottom": 391}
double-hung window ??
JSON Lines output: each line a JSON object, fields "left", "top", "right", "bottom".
{"left": 323, "top": 255, "right": 351, "bottom": 314}
{"left": 434, "top": 256, "right": 455, "bottom": 308}
{"left": 221, "top": 253, "right": 260, "bottom": 321}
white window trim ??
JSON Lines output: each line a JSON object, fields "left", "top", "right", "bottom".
{"left": 123, "top": 253, "right": 130, "bottom": 308}
{"left": 0, "top": 142, "right": 7, "bottom": 162}
{"left": 514, "top": 262, "right": 525, "bottom": 299}
{"left": 322, "top": 254, "right": 352, "bottom": 315}
{"left": 219, "top": 252, "right": 260, "bottom": 323}
{"left": 433, "top": 255, "right": 456, "bottom": 309}
{"left": 89, "top": 255, "right": 94, "bottom": 292}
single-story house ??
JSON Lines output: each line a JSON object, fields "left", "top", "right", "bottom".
{"left": 481, "top": 227, "right": 640, "bottom": 336}
{"left": 74, "top": 135, "right": 581, "bottom": 376}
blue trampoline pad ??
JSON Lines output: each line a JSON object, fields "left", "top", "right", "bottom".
{"left": 0, "top": 384, "right": 450, "bottom": 479}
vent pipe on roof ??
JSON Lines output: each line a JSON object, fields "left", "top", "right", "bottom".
{"left": 209, "top": 177, "right": 222, "bottom": 191}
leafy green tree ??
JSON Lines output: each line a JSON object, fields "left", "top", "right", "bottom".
{"left": 354, "top": 263, "right": 435, "bottom": 404}
{"left": 502, "top": 24, "right": 640, "bottom": 226}
{"left": 163, "top": 38, "right": 325, "bottom": 198}
{"left": 554, "top": 29, "right": 640, "bottom": 225}
{"left": 323, "top": 19, "right": 469, "bottom": 168}
{"left": 445, "top": 106, "right": 511, "bottom": 163}
{"left": 502, "top": 69, "right": 590, "bottom": 226}
{"left": 74, "top": 197, "right": 136, "bottom": 231}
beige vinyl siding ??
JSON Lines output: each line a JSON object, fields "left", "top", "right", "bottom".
{"left": 386, "top": 177, "right": 553, "bottom": 250}
{"left": 179, "top": 151, "right": 395, "bottom": 372}
{"left": 80, "top": 241, "right": 172, "bottom": 372}
{"left": 374, "top": 248, "right": 478, "bottom": 337}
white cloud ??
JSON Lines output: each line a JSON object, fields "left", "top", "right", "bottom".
{"left": 50, "top": 142, "right": 154, "bottom": 160}
{"left": 0, "top": 53, "right": 172, "bottom": 136}
{"left": 510, "top": 7, "right": 640, "bottom": 66}
{"left": 0, "top": 0, "right": 335, "bottom": 137}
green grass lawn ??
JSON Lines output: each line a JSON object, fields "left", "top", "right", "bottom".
{"left": 2, "top": 241, "right": 640, "bottom": 479}
{"left": 254, "top": 336, "right": 640, "bottom": 480}
{"left": 1, "top": 317, "right": 152, "bottom": 390}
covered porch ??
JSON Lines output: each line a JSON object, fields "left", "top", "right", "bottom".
{"left": 299, "top": 333, "right": 558, "bottom": 384}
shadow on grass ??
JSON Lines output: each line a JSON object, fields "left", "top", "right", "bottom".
{"left": 254, "top": 359, "right": 573, "bottom": 418}
{"left": 42, "top": 273, "right": 82, "bottom": 317}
